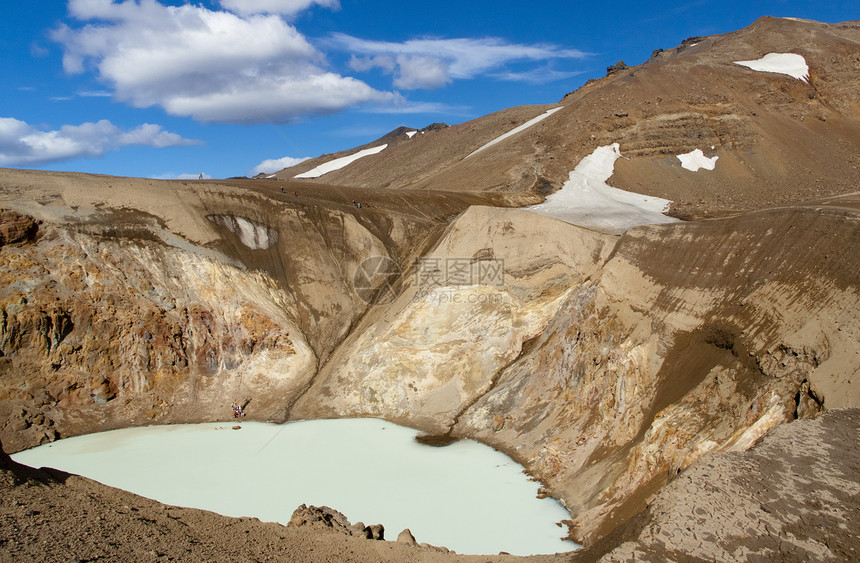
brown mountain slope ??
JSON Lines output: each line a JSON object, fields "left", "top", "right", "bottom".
{"left": 278, "top": 17, "right": 860, "bottom": 220}
{"left": 274, "top": 104, "right": 556, "bottom": 191}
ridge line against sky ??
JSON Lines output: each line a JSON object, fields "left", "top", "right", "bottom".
{"left": 0, "top": 0, "right": 856, "bottom": 179}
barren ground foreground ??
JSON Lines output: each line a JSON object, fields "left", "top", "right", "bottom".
{"left": 1, "top": 16, "right": 859, "bottom": 562}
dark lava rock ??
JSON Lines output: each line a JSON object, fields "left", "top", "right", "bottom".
{"left": 607, "top": 61, "right": 628, "bottom": 75}
{"left": 421, "top": 123, "right": 448, "bottom": 133}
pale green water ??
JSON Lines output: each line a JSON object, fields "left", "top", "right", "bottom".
{"left": 12, "top": 418, "right": 578, "bottom": 556}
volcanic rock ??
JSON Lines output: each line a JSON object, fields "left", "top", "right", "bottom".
{"left": 397, "top": 528, "right": 417, "bottom": 545}
{"left": 0, "top": 210, "right": 38, "bottom": 246}
{"left": 606, "top": 61, "right": 628, "bottom": 75}
{"left": 288, "top": 504, "right": 354, "bottom": 533}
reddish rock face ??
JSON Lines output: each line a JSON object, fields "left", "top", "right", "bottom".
{"left": 0, "top": 210, "right": 39, "bottom": 247}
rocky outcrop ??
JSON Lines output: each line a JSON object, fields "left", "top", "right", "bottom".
{"left": 0, "top": 210, "right": 38, "bottom": 246}
{"left": 421, "top": 123, "right": 449, "bottom": 133}
{"left": 287, "top": 504, "right": 386, "bottom": 540}
{"left": 397, "top": 528, "right": 417, "bottom": 545}
{"left": 606, "top": 61, "right": 628, "bottom": 75}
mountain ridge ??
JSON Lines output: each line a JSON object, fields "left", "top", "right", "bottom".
{"left": 272, "top": 16, "right": 860, "bottom": 224}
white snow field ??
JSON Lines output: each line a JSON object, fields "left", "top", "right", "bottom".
{"left": 406, "top": 130, "right": 417, "bottom": 138}
{"left": 294, "top": 144, "right": 387, "bottom": 178}
{"left": 677, "top": 148, "right": 719, "bottom": 172}
{"left": 734, "top": 53, "right": 810, "bottom": 82}
{"left": 467, "top": 107, "right": 563, "bottom": 158}
{"left": 11, "top": 419, "right": 577, "bottom": 556}
{"left": 528, "top": 143, "right": 679, "bottom": 234}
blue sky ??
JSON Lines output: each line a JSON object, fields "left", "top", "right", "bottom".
{"left": 1, "top": 0, "right": 855, "bottom": 179}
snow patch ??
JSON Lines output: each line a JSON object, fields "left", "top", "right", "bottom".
{"left": 294, "top": 144, "right": 387, "bottom": 178}
{"left": 208, "top": 215, "right": 278, "bottom": 250}
{"left": 406, "top": 130, "right": 417, "bottom": 138}
{"left": 734, "top": 53, "right": 809, "bottom": 82}
{"left": 467, "top": 107, "right": 563, "bottom": 158}
{"left": 528, "top": 143, "right": 679, "bottom": 235}
{"left": 677, "top": 149, "right": 719, "bottom": 172}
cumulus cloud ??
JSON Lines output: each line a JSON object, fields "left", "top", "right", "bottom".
{"left": 0, "top": 116, "right": 201, "bottom": 166}
{"left": 249, "top": 155, "right": 310, "bottom": 176}
{"left": 333, "top": 34, "right": 588, "bottom": 89}
{"left": 52, "top": 0, "right": 392, "bottom": 124}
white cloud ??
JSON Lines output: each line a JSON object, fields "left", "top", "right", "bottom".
{"left": 52, "top": 0, "right": 393, "bottom": 124}
{"left": 117, "top": 123, "right": 197, "bottom": 148}
{"left": 0, "top": 116, "right": 201, "bottom": 167}
{"left": 349, "top": 54, "right": 396, "bottom": 73}
{"left": 352, "top": 53, "right": 451, "bottom": 89}
{"left": 219, "top": 0, "right": 339, "bottom": 17}
{"left": 249, "top": 155, "right": 310, "bottom": 176}
{"left": 161, "top": 73, "right": 386, "bottom": 123}
{"left": 393, "top": 55, "right": 451, "bottom": 90}
{"left": 332, "top": 34, "right": 588, "bottom": 89}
